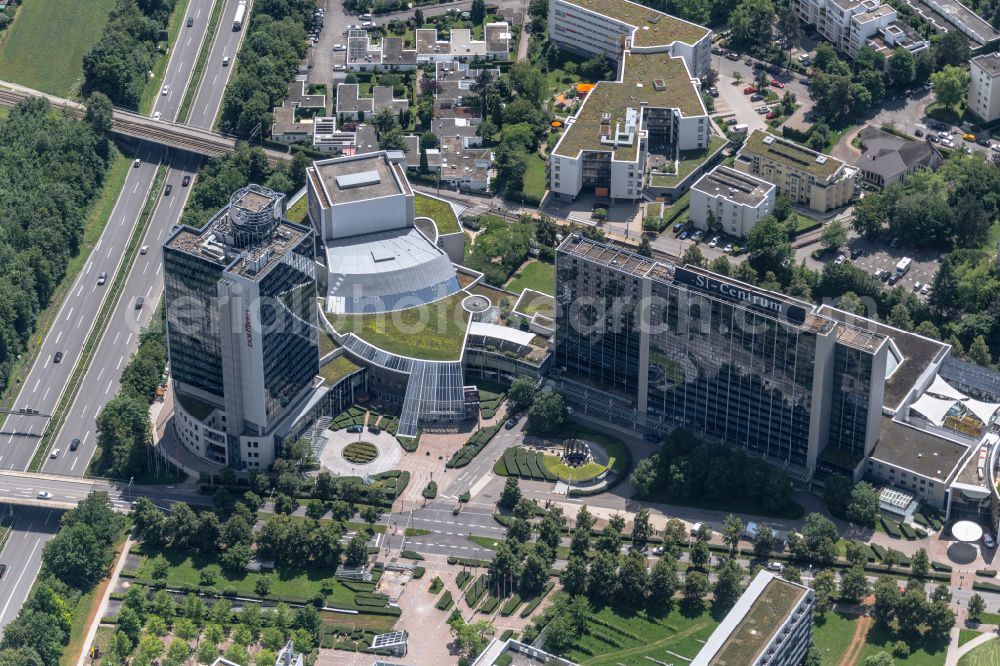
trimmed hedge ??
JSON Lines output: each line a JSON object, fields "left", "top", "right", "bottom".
{"left": 448, "top": 556, "right": 490, "bottom": 568}
{"left": 456, "top": 571, "right": 471, "bottom": 589}
{"left": 519, "top": 582, "right": 554, "bottom": 618}
{"left": 974, "top": 580, "right": 1000, "bottom": 593}
{"left": 977, "top": 569, "right": 998, "bottom": 578}
{"left": 436, "top": 590, "right": 454, "bottom": 610}
{"left": 422, "top": 481, "right": 437, "bottom": 499}
{"left": 881, "top": 516, "right": 902, "bottom": 538}
{"left": 446, "top": 425, "right": 501, "bottom": 468}
{"left": 479, "top": 595, "right": 500, "bottom": 614}
{"left": 465, "top": 574, "right": 489, "bottom": 606}
{"left": 401, "top": 550, "right": 424, "bottom": 561}
{"left": 932, "top": 561, "right": 953, "bottom": 573}
{"left": 429, "top": 577, "right": 444, "bottom": 593}
{"left": 498, "top": 447, "right": 557, "bottom": 482}
{"left": 412, "top": 566, "right": 425, "bottom": 579}
{"left": 500, "top": 594, "right": 522, "bottom": 616}
{"left": 899, "top": 522, "right": 916, "bottom": 540}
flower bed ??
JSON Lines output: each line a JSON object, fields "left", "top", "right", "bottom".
{"left": 343, "top": 441, "right": 379, "bottom": 464}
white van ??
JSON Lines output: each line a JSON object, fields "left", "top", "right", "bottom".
{"left": 896, "top": 257, "right": 912, "bottom": 275}
{"left": 731, "top": 123, "right": 749, "bottom": 134}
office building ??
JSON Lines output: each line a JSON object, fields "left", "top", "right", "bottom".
{"left": 548, "top": 0, "right": 711, "bottom": 78}
{"left": 555, "top": 234, "right": 887, "bottom": 479}
{"left": 692, "top": 571, "right": 814, "bottom": 666}
{"left": 548, "top": 51, "right": 711, "bottom": 201}
{"left": 969, "top": 53, "right": 1000, "bottom": 123}
{"left": 792, "top": 0, "right": 928, "bottom": 60}
{"left": 734, "top": 131, "right": 858, "bottom": 213}
{"left": 689, "top": 165, "right": 775, "bottom": 237}
{"left": 164, "top": 185, "right": 319, "bottom": 469}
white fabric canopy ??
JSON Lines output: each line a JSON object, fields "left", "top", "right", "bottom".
{"left": 928, "top": 375, "right": 968, "bottom": 401}
{"left": 909, "top": 394, "right": 958, "bottom": 426}
{"left": 964, "top": 397, "right": 1000, "bottom": 425}
{"left": 953, "top": 520, "right": 984, "bottom": 543}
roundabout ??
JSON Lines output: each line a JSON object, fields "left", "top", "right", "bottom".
{"left": 320, "top": 428, "right": 402, "bottom": 476}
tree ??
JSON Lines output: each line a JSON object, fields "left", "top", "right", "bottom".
{"left": 864, "top": 653, "right": 894, "bottom": 666}
{"left": 888, "top": 48, "right": 915, "bottom": 88}
{"left": 526, "top": 392, "right": 566, "bottom": 435}
{"left": 361, "top": 505, "right": 380, "bottom": 530}
{"left": 847, "top": 482, "right": 879, "bottom": 527}
{"left": 722, "top": 514, "right": 743, "bottom": 556}
{"left": 43, "top": 522, "right": 116, "bottom": 588}
{"left": 782, "top": 566, "right": 802, "bottom": 584}
{"left": 85, "top": 91, "right": 114, "bottom": 136}
{"left": 968, "top": 593, "right": 986, "bottom": 623}
{"left": 931, "top": 65, "right": 970, "bottom": 111}
{"left": 713, "top": 559, "right": 745, "bottom": 611}
{"left": 845, "top": 541, "right": 867, "bottom": 567}
{"left": 637, "top": 235, "right": 652, "bottom": 257}
{"left": 852, "top": 193, "right": 888, "bottom": 239}
{"left": 588, "top": 551, "right": 619, "bottom": 601}
{"left": 0, "top": 610, "right": 67, "bottom": 665}
{"left": 969, "top": 335, "right": 992, "bottom": 367}
{"left": 689, "top": 539, "right": 711, "bottom": 572}
{"left": 682, "top": 571, "right": 711, "bottom": 612}
{"left": 197, "top": 638, "right": 218, "bottom": 664}
{"left": 797, "top": 513, "right": 839, "bottom": 564}
{"left": 872, "top": 576, "right": 901, "bottom": 629}
{"left": 561, "top": 555, "right": 590, "bottom": 595}
{"left": 164, "top": 639, "right": 190, "bottom": 666}
{"left": 747, "top": 216, "right": 792, "bottom": 277}
{"left": 345, "top": 531, "right": 369, "bottom": 567}
{"left": 729, "top": 0, "right": 774, "bottom": 49}
{"left": 841, "top": 566, "right": 870, "bottom": 603}
{"left": 545, "top": 595, "right": 590, "bottom": 655}
{"left": 256, "top": 575, "right": 273, "bottom": 597}
{"left": 631, "top": 508, "right": 652, "bottom": 550}
{"left": 508, "top": 376, "right": 537, "bottom": 413}
{"left": 934, "top": 29, "right": 971, "bottom": 68}
{"left": 648, "top": 556, "right": 678, "bottom": 604}
{"left": 911, "top": 548, "right": 930, "bottom": 579}
{"left": 812, "top": 570, "right": 837, "bottom": 616}
{"left": 470, "top": 0, "right": 486, "bottom": 24}
{"left": 450, "top": 618, "right": 496, "bottom": 660}
{"left": 617, "top": 552, "right": 649, "bottom": 603}
{"left": 520, "top": 551, "right": 549, "bottom": 595}
{"left": 753, "top": 523, "right": 776, "bottom": 560}
{"left": 681, "top": 244, "right": 706, "bottom": 268}
{"left": 820, "top": 220, "right": 847, "bottom": 252}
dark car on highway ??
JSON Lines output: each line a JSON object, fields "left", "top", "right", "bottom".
{"left": 53, "top": 351, "right": 63, "bottom": 363}
{"left": 70, "top": 438, "right": 80, "bottom": 451}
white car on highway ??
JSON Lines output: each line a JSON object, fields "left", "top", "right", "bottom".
{"left": 37, "top": 491, "right": 53, "bottom": 500}
{"left": 161, "top": 85, "right": 169, "bottom": 96}
{"left": 49, "top": 449, "right": 60, "bottom": 459}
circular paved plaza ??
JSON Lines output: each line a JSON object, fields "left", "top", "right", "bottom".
{"left": 320, "top": 428, "right": 402, "bottom": 476}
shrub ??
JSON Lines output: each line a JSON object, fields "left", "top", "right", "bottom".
{"left": 412, "top": 567, "right": 425, "bottom": 579}
{"left": 977, "top": 569, "right": 997, "bottom": 577}
{"left": 459, "top": 491, "right": 470, "bottom": 503}
{"left": 422, "top": 481, "right": 437, "bottom": 499}
{"left": 429, "top": 577, "right": 444, "bottom": 593}
{"left": 401, "top": 550, "right": 424, "bottom": 560}
{"left": 500, "top": 594, "right": 522, "bottom": 616}
{"left": 436, "top": 591, "right": 453, "bottom": 610}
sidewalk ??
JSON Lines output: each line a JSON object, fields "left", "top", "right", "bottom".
{"left": 77, "top": 535, "right": 134, "bottom": 666}
{"left": 946, "top": 626, "right": 997, "bottom": 665}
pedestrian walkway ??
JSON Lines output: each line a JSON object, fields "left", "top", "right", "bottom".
{"left": 77, "top": 536, "right": 134, "bottom": 666}
{"left": 946, "top": 626, "right": 997, "bottom": 665}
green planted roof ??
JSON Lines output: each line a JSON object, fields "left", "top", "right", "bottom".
{"left": 562, "top": 0, "right": 710, "bottom": 46}
{"left": 741, "top": 130, "right": 844, "bottom": 179}
{"left": 415, "top": 193, "right": 461, "bottom": 235}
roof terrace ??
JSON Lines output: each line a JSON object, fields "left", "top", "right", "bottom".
{"left": 561, "top": 0, "right": 709, "bottom": 46}
{"left": 740, "top": 130, "right": 845, "bottom": 180}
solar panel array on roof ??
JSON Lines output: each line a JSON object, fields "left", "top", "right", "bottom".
{"left": 336, "top": 170, "right": 381, "bottom": 189}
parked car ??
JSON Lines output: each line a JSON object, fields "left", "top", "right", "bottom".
{"left": 874, "top": 268, "right": 885, "bottom": 279}
{"left": 346, "top": 424, "right": 363, "bottom": 433}
{"left": 368, "top": 425, "right": 381, "bottom": 435}
{"left": 756, "top": 105, "right": 770, "bottom": 114}
{"left": 771, "top": 79, "right": 784, "bottom": 88}
{"left": 913, "top": 281, "right": 922, "bottom": 291}
{"left": 673, "top": 221, "right": 686, "bottom": 232}
{"left": 333, "top": 43, "right": 346, "bottom": 51}
{"left": 334, "top": 64, "right": 346, "bottom": 71}
{"left": 678, "top": 230, "right": 689, "bottom": 240}
{"left": 707, "top": 87, "right": 719, "bottom": 97}
{"left": 963, "top": 133, "right": 976, "bottom": 142}
{"left": 750, "top": 93, "right": 764, "bottom": 102}
{"left": 978, "top": 138, "right": 991, "bottom": 147}
{"left": 743, "top": 86, "right": 757, "bottom": 94}
{"left": 766, "top": 111, "right": 778, "bottom": 119}
{"left": 927, "top": 134, "right": 940, "bottom": 143}
{"left": 711, "top": 47, "right": 725, "bottom": 55}
{"left": 725, "top": 52, "right": 740, "bottom": 61}
{"left": 889, "top": 237, "right": 900, "bottom": 248}
{"left": 723, "top": 243, "right": 733, "bottom": 253}
{"left": 744, "top": 58, "right": 753, "bottom": 65}
{"left": 914, "top": 128, "right": 923, "bottom": 137}
{"left": 504, "top": 416, "right": 519, "bottom": 430}
{"left": 888, "top": 273, "right": 900, "bottom": 285}
{"left": 70, "top": 438, "right": 80, "bottom": 451}
{"left": 767, "top": 562, "right": 784, "bottom": 572}
{"left": 725, "top": 117, "right": 739, "bottom": 125}
{"left": 708, "top": 236, "right": 720, "bottom": 248}
{"left": 834, "top": 254, "right": 847, "bottom": 265}
{"left": 921, "top": 283, "right": 931, "bottom": 295}
{"left": 53, "top": 351, "right": 63, "bottom": 363}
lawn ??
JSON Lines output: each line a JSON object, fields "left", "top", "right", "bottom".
{"left": 325, "top": 291, "right": 470, "bottom": 361}
{"left": 562, "top": 425, "right": 632, "bottom": 479}
{"left": 961, "top": 639, "right": 1000, "bottom": 665}
{"left": 415, "top": 193, "right": 460, "bottom": 235}
{"left": 505, "top": 260, "right": 555, "bottom": 295}
{"left": 565, "top": 604, "right": 718, "bottom": 665}
{"left": 962, "top": 629, "right": 985, "bottom": 647}
{"left": 813, "top": 612, "right": 949, "bottom": 666}
{"left": 286, "top": 195, "right": 308, "bottom": 223}
{"left": 522, "top": 154, "right": 548, "bottom": 201}
{"left": 133, "top": 542, "right": 359, "bottom": 607}
{"left": 542, "top": 454, "right": 609, "bottom": 482}
{"left": 649, "top": 135, "right": 727, "bottom": 186}
{"left": 514, "top": 289, "right": 556, "bottom": 317}
{"left": 0, "top": 0, "right": 117, "bottom": 96}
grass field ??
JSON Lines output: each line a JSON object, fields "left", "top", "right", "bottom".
{"left": 522, "top": 154, "right": 547, "bottom": 201}
{"left": 813, "top": 612, "right": 949, "bottom": 666}
{"left": 565, "top": 604, "right": 718, "bottom": 665}
{"left": 962, "top": 629, "right": 985, "bottom": 647}
{"left": 506, "top": 260, "right": 555, "bottom": 295}
{"left": 0, "top": 0, "right": 117, "bottom": 96}
{"left": 415, "top": 193, "right": 460, "bottom": 235}
{"left": 960, "top": 638, "right": 1000, "bottom": 665}
{"left": 542, "top": 454, "right": 609, "bottom": 482}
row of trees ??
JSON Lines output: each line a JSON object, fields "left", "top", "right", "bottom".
{"left": 94, "top": 309, "right": 167, "bottom": 479}
{"left": 629, "top": 428, "right": 794, "bottom": 513}
{"left": 217, "top": 0, "right": 312, "bottom": 137}
{"left": 0, "top": 97, "right": 113, "bottom": 399}
{"left": 103, "top": 576, "right": 317, "bottom": 665}
{"left": 179, "top": 145, "right": 310, "bottom": 229}
{"left": 0, "top": 493, "right": 125, "bottom": 665}
{"left": 83, "top": 0, "right": 176, "bottom": 108}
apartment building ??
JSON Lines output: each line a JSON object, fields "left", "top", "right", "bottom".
{"left": 335, "top": 84, "right": 408, "bottom": 122}
{"left": 346, "top": 23, "right": 511, "bottom": 72}
{"left": 548, "top": 0, "right": 711, "bottom": 78}
{"left": 969, "top": 52, "right": 1000, "bottom": 122}
{"left": 692, "top": 571, "right": 814, "bottom": 666}
{"left": 548, "top": 52, "right": 710, "bottom": 201}
{"left": 689, "top": 165, "right": 775, "bottom": 237}
{"left": 793, "top": 0, "right": 928, "bottom": 60}
{"left": 734, "top": 130, "right": 858, "bottom": 213}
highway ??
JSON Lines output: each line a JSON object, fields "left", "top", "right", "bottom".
{"left": 187, "top": 0, "right": 250, "bottom": 130}
{"left": 0, "top": 0, "right": 237, "bottom": 633}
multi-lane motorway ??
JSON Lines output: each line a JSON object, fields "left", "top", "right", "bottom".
{"left": 0, "top": 0, "right": 245, "bottom": 631}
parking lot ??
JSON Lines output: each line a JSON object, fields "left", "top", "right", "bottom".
{"left": 844, "top": 238, "right": 940, "bottom": 297}
{"left": 710, "top": 51, "right": 815, "bottom": 131}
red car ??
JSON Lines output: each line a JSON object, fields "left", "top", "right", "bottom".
{"left": 743, "top": 86, "right": 757, "bottom": 94}
{"left": 766, "top": 111, "right": 778, "bottom": 119}
{"left": 771, "top": 79, "right": 785, "bottom": 88}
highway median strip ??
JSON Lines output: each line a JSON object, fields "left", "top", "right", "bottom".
{"left": 176, "top": 0, "right": 226, "bottom": 124}
{"left": 28, "top": 163, "right": 169, "bottom": 473}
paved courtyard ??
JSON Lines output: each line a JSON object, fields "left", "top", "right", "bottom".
{"left": 319, "top": 429, "right": 402, "bottom": 477}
